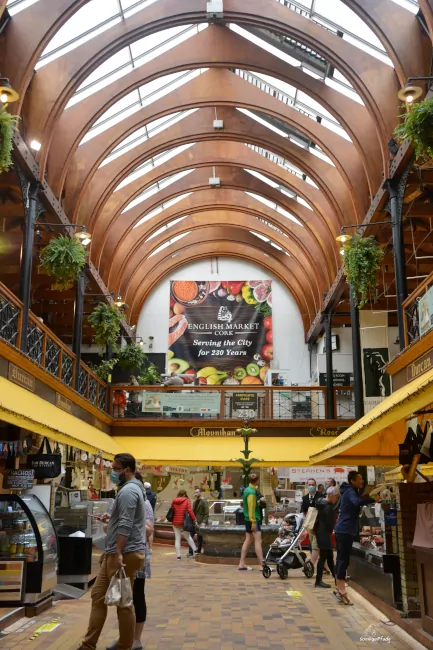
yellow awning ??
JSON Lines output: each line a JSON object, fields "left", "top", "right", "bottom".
{"left": 113, "top": 435, "right": 328, "bottom": 466}
{"left": 310, "top": 365, "right": 433, "bottom": 465}
{"left": 0, "top": 377, "right": 121, "bottom": 458}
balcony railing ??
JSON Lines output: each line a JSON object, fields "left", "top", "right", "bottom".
{"left": 0, "top": 282, "right": 107, "bottom": 413}
{"left": 109, "top": 385, "right": 355, "bottom": 421}
{"left": 403, "top": 270, "right": 433, "bottom": 347}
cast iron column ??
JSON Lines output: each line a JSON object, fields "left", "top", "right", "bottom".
{"left": 324, "top": 313, "right": 335, "bottom": 419}
{"left": 388, "top": 181, "right": 408, "bottom": 351}
{"left": 350, "top": 286, "right": 364, "bottom": 420}
{"left": 19, "top": 181, "right": 41, "bottom": 353}
{"left": 72, "top": 269, "right": 86, "bottom": 392}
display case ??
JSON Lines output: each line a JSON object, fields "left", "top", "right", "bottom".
{"left": 54, "top": 499, "right": 111, "bottom": 589}
{"left": 350, "top": 503, "right": 402, "bottom": 609}
{"left": 0, "top": 494, "right": 58, "bottom": 605}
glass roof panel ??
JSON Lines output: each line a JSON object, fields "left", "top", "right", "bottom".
{"left": 149, "top": 232, "right": 190, "bottom": 258}
{"left": 116, "top": 143, "right": 194, "bottom": 190}
{"left": 250, "top": 231, "right": 290, "bottom": 256}
{"left": 390, "top": 0, "right": 418, "bottom": 12}
{"left": 146, "top": 217, "right": 187, "bottom": 241}
{"left": 126, "top": 169, "right": 194, "bottom": 213}
{"left": 246, "top": 192, "right": 303, "bottom": 227}
{"left": 7, "top": 0, "right": 40, "bottom": 14}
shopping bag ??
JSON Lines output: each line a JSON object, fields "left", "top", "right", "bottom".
{"left": 184, "top": 511, "right": 195, "bottom": 533}
{"left": 398, "top": 425, "right": 419, "bottom": 465}
{"left": 303, "top": 507, "right": 318, "bottom": 532}
{"left": 413, "top": 503, "right": 433, "bottom": 549}
{"left": 104, "top": 568, "right": 133, "bottom": 607}
{"left": 166, "top": 505, "right": 174, "bottom": 522}
{"left": 27, "top": 437, "right": 61, "bottom": 478}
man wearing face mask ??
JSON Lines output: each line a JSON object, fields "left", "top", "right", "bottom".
{"left": 301, "top": 478, "right": 321, "bottom": 566}
{"left": 78, "top": 453, "right": 145, "bottom": 650}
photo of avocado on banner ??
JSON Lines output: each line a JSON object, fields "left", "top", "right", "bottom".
{"left": 167, "top": 280, "right": 273, "bottom": 385}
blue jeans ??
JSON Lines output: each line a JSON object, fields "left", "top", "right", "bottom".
{"left": 335, "top": 532, "right": 354, "bottom": 580}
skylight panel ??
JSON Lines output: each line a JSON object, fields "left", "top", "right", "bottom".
{"left": 390, "top": 0, "right": 418, "bottom": 11}
{"left": 7, "top": 0, "right": 39, "bottom": 15}
{"left": 116, "top": 144, "right": 194, "bottom": 190}
{"left": 146, "top": 217, "right": 187, "bottom": 241}
{"left": 236, "top": 109, "right": 288, "bottom": 138}
{"left": 245, "top": 170, "right": 280, "bottom": 189}
{"left": 149, "top": 232, "right": 190, "bottom": 257}
{"left": 134, "top": 194, "right": 191, "bottom": 230}
{"left": 246, "top": 192, "right": 303, "bottom": 227}
{"left": 125, "top": 170, "right": 194, "bottom": 213}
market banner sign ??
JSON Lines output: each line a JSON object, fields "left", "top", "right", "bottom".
{"left": 167, "top": 280, "right": 273, "bottom": 385}
{"left": 283, "top": 466, "right": 358, "bottom": 484}
{"left": 141, "top": 391, "right": 221, "bottom": 415}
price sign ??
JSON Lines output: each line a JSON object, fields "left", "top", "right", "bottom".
{"left": 4, "top": 469, "right": 35, "bottom": 490}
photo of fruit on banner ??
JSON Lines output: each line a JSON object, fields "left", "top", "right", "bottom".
{"left": 167, "top": 280, "right": 273, "bottom": 385}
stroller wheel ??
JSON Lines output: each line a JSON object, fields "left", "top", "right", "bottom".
{"left": 303, "top": 560, "right": 315, "bottom": 579}
{"left": 262, "top": 565, "right": 272, "bottom": 579}
{"left": 277, "top": 564, "right": 289, "bottom": 580}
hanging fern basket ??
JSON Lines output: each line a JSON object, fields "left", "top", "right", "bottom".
{"left": 87, "top": 302, "right": 125, "bottom": 353}
{"left": 343, "top": 235, "right": 384, "bottom": 308}
{"left": 39, "top": 234, "right": 87, "bottom": 289}
{"left": 394, "top": 96, "right": 433, "bottom": 163}
{"left": 0, "top": 105, "right": 19, "bottom": 174}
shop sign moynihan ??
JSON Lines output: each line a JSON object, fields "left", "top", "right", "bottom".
{"left": 190, "top": 427, "right": 240, "bottom": 437}
{"left": 8, "top": 364, "right": 35, "bottom": 392}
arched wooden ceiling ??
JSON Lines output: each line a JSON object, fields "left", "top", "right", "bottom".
{"left": 1, "top": 0, "right": 431, "bottom": 336}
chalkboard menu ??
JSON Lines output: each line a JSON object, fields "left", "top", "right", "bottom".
{"left": 4, "top": 469, "right": 35, "bottom": 490}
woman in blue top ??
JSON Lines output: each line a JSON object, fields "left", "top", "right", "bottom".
{"left": 334, "top": 470, "right": 379, "bottom": 605}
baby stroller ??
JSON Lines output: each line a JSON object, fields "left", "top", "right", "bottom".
{"left": 262, "top": 514, "right": 314, "bottom": 580}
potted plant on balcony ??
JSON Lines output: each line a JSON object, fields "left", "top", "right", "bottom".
{"left": 87, "top": 302, "right": 125, "bottom": 352}
{"left": 89, "top": 358, "right": 118, "bottom": 381}
{"left": 138, "top": 362, "right": 162, "bottom": 386}
{"left": 117, "top": 342, "right": 147, "bottom": 374}
{"left": 394, "top": 96, "right": 433, "bottom": 162}
{"left": 0, "top": 105, "right": 19, "bottom": 174}
{"left": 343, "top": 235, "right": 384, "bottom": 308}
{"left": 39, "top": 234, "right": 87, "bottom": 289}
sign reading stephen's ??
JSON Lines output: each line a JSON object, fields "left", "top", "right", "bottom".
{"left": 8, "top": 364, "right": 35, "bottom": 392}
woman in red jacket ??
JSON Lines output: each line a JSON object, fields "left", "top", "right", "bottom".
{"left": 171, "top": 490, "right": 197, "bottom": 560}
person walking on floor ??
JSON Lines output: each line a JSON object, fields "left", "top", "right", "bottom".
{"left": 171, "top": 489, "right": 197, "bottom": 560}
{"left": 107, "top": 472, "right": 154, "bottom": 650}
{"left": 188, "top": 487, "right": 209, "bottom": 556}
{"left": 238, "top": 473, "right": 264, "bottom": 571}
{"left": 314, "top": 486, "right": 339, "bottom": 589}
{"left": 143, "top": 481, "right": 156, "bottom": 554}
{"left": 334, "top": 470, "right": 379, "bottom": 606}
{"left": 77, "top": 454, "right": 145, "bottom": 650}
{"left": 301, "top": 478, "right": 320, "bottom": 566}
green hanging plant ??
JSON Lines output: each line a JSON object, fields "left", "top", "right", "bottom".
{"left": 0, "top": 105, "right": 19, "bottom": 174}
{"left": 116, "top": 343, "right": 147, "bottom": 372}
{"left": 89, "top": 358, "right": 118, "bottom": 381}
{"left": 88, "top": 303, "right": 125, "bottom": 352}
{"left": 343, "top": 235, "right": 384, "bottom": 308}
{"left": 138, "top": 362, "right": 162, "bottom": 386}
{"left": 39, "top": 234, "right": 87, "bottom": 288}
{"left": 394, "top": 96, "right": 433, "bottom": 162}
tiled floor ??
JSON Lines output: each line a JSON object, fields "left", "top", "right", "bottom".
{"left": 0, "top": 548, "right": 425, "bottom": 649}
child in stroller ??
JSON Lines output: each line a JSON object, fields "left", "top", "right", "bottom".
{"left": 262, "top": 513, "right": 314, "bottom": 580}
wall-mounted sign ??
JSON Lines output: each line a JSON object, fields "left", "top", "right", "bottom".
{"left": 283, "top": 466, "right": 358, "bottom": 484}
{"left": 56, "top": 393, "right": 72, "bottom": 414}
{"left": 232, "top": 393, "right": 258, "bottom": 410}
{"left": 190, "top": 427, "right": 240, "bottom": 437}
{"left": 94, "top": 418, "right": 103, "bottom": 430}
{"left": 8, "top": 364, "right": 35, "bottom": 392}
{"left": 418, "top": 285, "right": 433, "bottom": 337}
{"left": 3, "top": 469, "right": 35, "bottom": 490}
{"left": 309, "top": 427, "right": 339, "bottom": 437}
{"left": 407, "top": 349, "right": 433, "bottom": 383}
{"left": 142, "top": 392, "right": 221, "bottom": 415}
{"left": 319, "top": 373, "right": 353, "bottom": 387}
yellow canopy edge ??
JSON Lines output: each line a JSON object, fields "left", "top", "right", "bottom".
{"left": 310, "top": 366, "right": 433, "bottom": 465}
{"left": 0, "top": 376, "right": 121, "bottom": 458}
{"left": 113, "top": 436, "right": 328, "bottom": 467}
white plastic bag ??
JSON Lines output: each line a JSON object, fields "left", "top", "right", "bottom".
{"left": 104, "top": 568, "right": 133, "bottom": 607}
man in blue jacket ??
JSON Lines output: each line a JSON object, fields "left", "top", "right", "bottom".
{"left": 334, "top": 470, "right": 379, "bottom": 605}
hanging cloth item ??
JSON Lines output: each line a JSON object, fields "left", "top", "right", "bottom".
{"left": 420, "top": 423, "right": 433, "bottom": 460}
{"left": 413, "top": 502, "right": 433, "bottom": 549}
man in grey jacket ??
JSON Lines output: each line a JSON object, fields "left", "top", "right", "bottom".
{"left": 78, "top": 453, "right": 145, "bottom": 650}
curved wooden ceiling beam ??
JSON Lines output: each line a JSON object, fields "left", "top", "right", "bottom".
{"left": 121, "top": 213, "right": 320, "bottom": 316}
{"left": 86, "top": 140, "right": 340, "bottom": 257}
{"left": 113, "top": 195, "right": 323, "bottom": 308}
{"left": 47, "top": 25, "right": 381, "bottom": 196}
{"left": 86, "top": 106, "right": 351, "bottom": 236}
{"left": 67, "top": 69, "right": 367, "bottom": 224}
{"left": 97, "top": 166, "right": 339, "bottom": 281}
{"left": 0, "top": 0, "right": 86, "bottom": 115}
{"left": 418, "top": 0, "right": 433, "bottom": 41}
{"left": 126, "top": 229, "right": 313, "bottom": 326}
{"left": 344, "top": 0, "right": 431, "bottom": 83}
{"left": 23, "top": 0, "right": 399, "bottom": 182}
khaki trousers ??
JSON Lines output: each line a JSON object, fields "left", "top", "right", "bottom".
{"left": 82, "top": 551, "right": 145, "bottom": 650}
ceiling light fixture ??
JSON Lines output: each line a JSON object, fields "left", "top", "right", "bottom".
{"left": 397, "top": 77, "right": 433, "bottom": 103}
{"left": 0, "top": 78, "right": 19, "bottom": 104}
{"left": 30, "top": 140, "right": 42, "bottom": 152}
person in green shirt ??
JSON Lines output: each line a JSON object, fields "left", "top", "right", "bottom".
{"left": 238, "top": 473, "right": 264, "bottom": 570}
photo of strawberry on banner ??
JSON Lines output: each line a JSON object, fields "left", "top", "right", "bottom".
{"left": 167, "top": 280, "right": 273, "bottom": 385}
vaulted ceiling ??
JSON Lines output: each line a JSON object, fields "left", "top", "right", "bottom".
{"left": 1, "top": 0, "right": 432, "bottom": 341}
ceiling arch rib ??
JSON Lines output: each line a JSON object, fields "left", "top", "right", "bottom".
{"left": 86, "top": 106, "right": 353, "bottom": 239}
{"left": 87, "top": 141, "right": 341, "bottom": 264}
{"left": 67, "top": 69, "right": 367, "bottom": 225}
{"left": 125, "top": 228, "right": 314, "bottom": 325}
{"left": 111, "top": 191, "right": 325, "bottom": 306}
{"left": 418, "top": 0, "right": 433, "bottom": 41}
{"left": 97, "top": 166, "right": 338, "bottom": 282}
{"left": 46, "top": 24, "right": 381, "bottom": 196}
{"left": 22, "top": 0, "right": 402, "bottom": 181}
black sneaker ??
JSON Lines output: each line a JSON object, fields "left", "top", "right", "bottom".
{"left": 315, "top": 581, "right": 331, "bottom": 588}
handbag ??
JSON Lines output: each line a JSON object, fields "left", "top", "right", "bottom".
{"left": 27, "top": 437, "right": 61, "bottom": 479}
{"left": 303, "top": 507, "right": 318, "bottom": 533}
{"left": 184, "top": 511, "right": 195, "bottom": 533}
{"left": 166, "top": 505, "right": 174, "bottom": 522}
{"left": 398, "top": 425, "right": 418, "bottom": 465}
{"left": 104, "top": 568, "right": 133, "bottom": 607}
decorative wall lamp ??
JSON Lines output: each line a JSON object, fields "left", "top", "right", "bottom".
{"left": 335, "top": 221, "right": 394, "bottom": 255}
{"left": 36, "top": 222, "right": 92, "bottom": 247}
{"left": 0, "top": 78, "right": 19, "bottom": 104}
{"left": 398, "top": 77, "right": 433, "bottom": 104}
